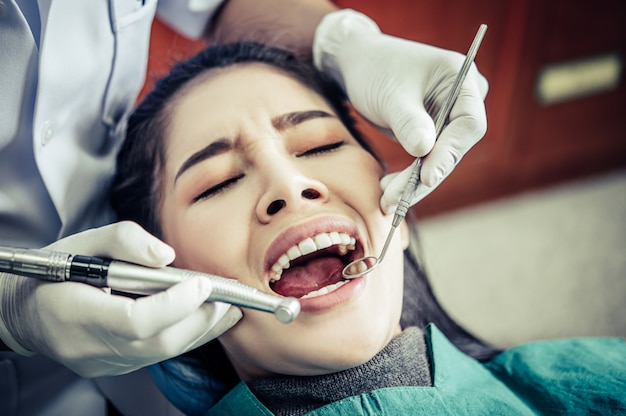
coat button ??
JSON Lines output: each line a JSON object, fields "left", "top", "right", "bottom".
{"left": 41, "top": 121, "right": 54, "bottom": 146}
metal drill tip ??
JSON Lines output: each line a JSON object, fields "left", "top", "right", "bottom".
{"left": 274, "top": 297, "right": 301, "bottom": 323}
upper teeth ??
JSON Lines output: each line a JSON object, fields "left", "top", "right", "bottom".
{"left": 270, "top": 232, "right": 356, "bottom": 282}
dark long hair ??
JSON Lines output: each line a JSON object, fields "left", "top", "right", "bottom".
{"left": 111, "top": 42, "right": 499, "bottom": 416}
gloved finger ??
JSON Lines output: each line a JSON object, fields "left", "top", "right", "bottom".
{"left": 379, "top": 89, "right": 486, "bottom": 214}
{"left": 380, "top": 161, "right": 436, "bottom": 214}
{"left": 23, "top": 280, "right": 117, "bottom": 357}
{"left": 420, "top": 85, "right": 487, "bottom": 187}
{"left": 183, "top": 303, "right": 242, "bottom": 350}
{"left": 469, "top": 64, "right": 489, "bottom": 98}
{"left": 46, "top": 221, "right": 175, "bottom": 267}
{"left": 384, "top": 96, "right": 437, "bottom": 158}
{"left": 379, "top": 166, "right": 412, "bottom": 215}
{"left": 145, "top": 302, "right": 242, "bottom": 357}
{"left": 101, "top": 276, "right": 215, "bottom": 341}
{"left": 88, "top": 304, "right": 242, "bottom": 376}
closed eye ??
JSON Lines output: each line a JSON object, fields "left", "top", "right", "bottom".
{"left": 193, "top": 174, "right": 244, "bottom": 202}
{"left": 297, "top": 141, "right": 344, "bottom": 157}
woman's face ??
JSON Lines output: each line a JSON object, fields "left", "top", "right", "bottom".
{"left": 159, "top": 63, "right": 408, "bottom": 380}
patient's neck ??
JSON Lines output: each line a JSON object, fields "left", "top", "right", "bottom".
{"left": 247, "top": 326, "right": 431, "bottom": 416}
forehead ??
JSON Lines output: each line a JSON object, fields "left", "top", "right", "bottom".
{"left": 162, "top": 62, "right": 339, "bottom": 176}
{"left": 168, "top": 63, "right": 333, "bottom": 132}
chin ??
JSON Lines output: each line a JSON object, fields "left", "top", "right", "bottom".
{"left": 287, "top": 317, "right": 400, "bottom": 375}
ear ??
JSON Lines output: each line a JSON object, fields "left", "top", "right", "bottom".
{"left": 399, "top": 219, "right": 410, "bottom": 250}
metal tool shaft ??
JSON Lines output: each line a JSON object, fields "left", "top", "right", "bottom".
{"left": 396, "top": 23, "right": 488, "bottom": 222}
{"left": 0, "top": 246, "right": 70, "bottom": 281}
{"left": 107, "top": 261, "right": 300, "bottom": 323}
{"left": 0, "top": 246, "right": 300, "bottom": 323}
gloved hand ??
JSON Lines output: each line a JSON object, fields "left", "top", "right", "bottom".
{"left": 313, "top": 9, "right": 488, "bottom": 213}
{"left": 0, "top": 221, "right": 242, "bottom": 377}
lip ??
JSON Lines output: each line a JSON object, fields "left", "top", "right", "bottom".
{"left": 297, "top": 276, "right": 366, "bottom": 313}
{"left": 263, "top": 215, "right": 365, "bottom": 277}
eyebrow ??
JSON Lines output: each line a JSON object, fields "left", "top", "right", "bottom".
{"left": 174, "top": 110, "right": 336, "bottom": 183}
{"left": 271, "top": 110, "right": 334, "bottom": 131}
{"left": 175, "top": 139, "right": 233, "bottom": 183}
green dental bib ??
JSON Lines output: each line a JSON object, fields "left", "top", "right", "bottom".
{"left": 207, "top": 324, "right": 626, "bottom": 415}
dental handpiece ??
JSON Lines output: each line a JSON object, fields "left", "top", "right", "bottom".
{"left": 0, "top": 246, "right": 300, "bottom": 324}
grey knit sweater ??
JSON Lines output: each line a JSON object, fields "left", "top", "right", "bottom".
{"left": 247, "top": 327, "right": 432, "bottom": 415}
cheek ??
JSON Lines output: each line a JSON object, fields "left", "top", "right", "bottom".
{"left": 326, "top": 151, "right": 383, "bottom": 207}
{"left": 161, "top": 197, "right": 250, "bottom": 276}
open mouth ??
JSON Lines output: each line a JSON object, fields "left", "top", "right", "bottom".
{"left": 269, "top": 232, "right": 360, "bottom": 299}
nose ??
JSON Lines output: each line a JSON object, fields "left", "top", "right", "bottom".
{"left": 265, "top": 189, "right": 322, "bottom": 215}
{"left": 256, "top": 175, "right": 329, "bottom": 223}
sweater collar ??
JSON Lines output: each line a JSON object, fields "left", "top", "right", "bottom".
{"left": 247, "top": 326, "right": 432, "bottom": 416}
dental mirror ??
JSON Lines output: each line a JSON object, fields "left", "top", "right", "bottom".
{"left": 342, "top": 24, "right": 488, "bottom": 279}
{"left": 342, "top": 220, "right": 400, "bottom": 278}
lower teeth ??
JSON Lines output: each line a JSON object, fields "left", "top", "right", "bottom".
{"left": 300, "top": 280, "right": 348, "bottom": 299}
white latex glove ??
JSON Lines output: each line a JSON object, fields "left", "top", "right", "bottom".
{"left": 313, "top": 9, "right": 488, "bottom": 213}
{"left": 0, "top": 221, "right": 242, "bottom": 377}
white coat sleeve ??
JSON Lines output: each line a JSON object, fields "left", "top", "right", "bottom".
{"left": 157, "top": 0, "right": 226, "bottom": 39}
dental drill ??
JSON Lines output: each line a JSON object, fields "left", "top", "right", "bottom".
{"left": 0, "top": 246, "right": 300, "bottom": 324}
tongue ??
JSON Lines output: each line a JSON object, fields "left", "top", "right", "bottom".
{"left": 271, "top": 256, "right": 344, "bottom": 298}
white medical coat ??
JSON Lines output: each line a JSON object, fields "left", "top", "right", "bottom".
{"left": 0, "top": 0, "right": 223, "bottom": 247}
{"left": 0, "top": 0, "right": 222, "bottom": 414}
